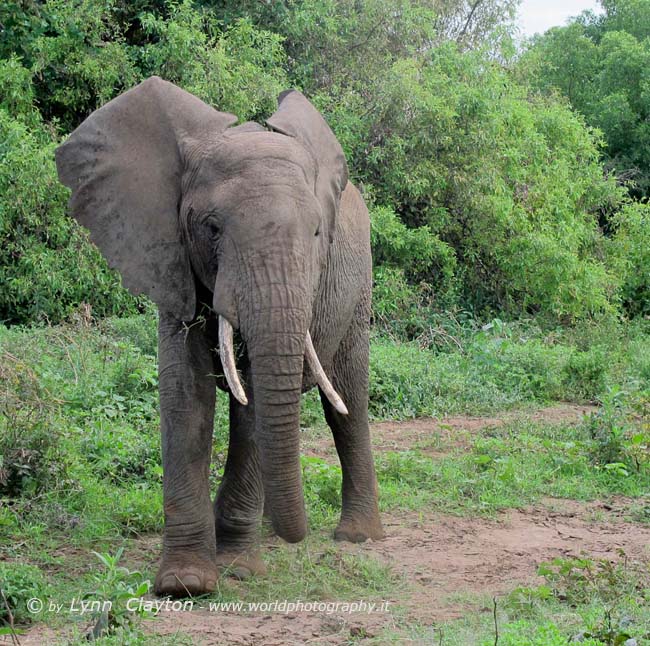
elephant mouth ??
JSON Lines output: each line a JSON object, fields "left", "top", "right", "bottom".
{"left": 217, "top": 315, "right": 348, "bottom": 415}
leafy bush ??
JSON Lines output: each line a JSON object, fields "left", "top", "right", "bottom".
{"left": 0, "top": 562, "right": 47, "bottom": 624}
{"left": 140, "top": 3, "right": 288, "bottom": 120}
{"left": 371, "top": 267, "right": 436, "bottom": 340}
{"left": 0, "top": 102, "right": 138, "bottom": 325}
{"left": 319, "top": 42, "right": 625, "bottom": 321}
{"left": 84, "top": 548, "right": 151, "bottom": 639}
{"left": 0, "top": 0, "right": 642, "bottom": 327}
{"left": 584, "top": 387, "right": 650, "bottom": 474}
{"left": 607, "top": 201, "right": 650, "bottom": 317}
{"left": 0, "top": 342, "right": 66, "bottom": 496}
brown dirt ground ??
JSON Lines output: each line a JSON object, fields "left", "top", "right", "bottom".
{"left": 9, "top": 404, "right": 650, "bottom": 646}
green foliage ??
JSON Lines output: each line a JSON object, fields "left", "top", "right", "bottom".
{"left": 0, "top": 0, "right": 647, "bottom": 325}
{"left": 371, "top": 267, "right": 437, "bottom": 340}
{"left": 0, "top": 336, "right": 67, "bottom": 497}
{"left": 0, "top": 562, "right": 47, "bottom": 625}
{"left": 480, "top": 621, "right": 603, "bottom": 646}
{"left": 0, "top": 97, "right": 138, "bottom": 325}
{"left": 302, "top": 456, "right": 342, "bottom": 524}
{"left": 140, "top": 2, "right": 287, "bottom": 120}
{"left": 524, "top": 0, "right": 650, "bottom": 199}
{"left": 0, "top": 312, "right": 647, "bottom": 550}
{"left": 1, "top": 314, "right": 650, "bottom": 641}
{"left": 214, "top": 0, "right": 519, "bottom": 92}
{"left": 368, "top": 320, "right": 612, "bottom": 421}
{"left": 585, "top": 387, "right": 650, "bottom": 474}
{"left": 370, "top": 204, "right": 456, "bottom": 283}
{"left": 84, "top": 548, "right": 151, "bottom": 639}
{"left": 28, "top": 0, "right": 139, "bottom": 129}
{"left": 338, "top": 43, "right": 622, "bottom": 320}
{"left": 0, "top": 48, "right": 139, "bottom": 325}
{"left": 537, "top": 553, "right": 650, "bottom": 644}
{"left": 606, "top": 201, "right": 650, "bottom": 316}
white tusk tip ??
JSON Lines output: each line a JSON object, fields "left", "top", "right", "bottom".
{"left": 335, "top": 402, "right": 349, "bottom": 416}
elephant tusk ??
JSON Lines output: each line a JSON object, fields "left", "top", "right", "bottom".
{"left": 305, "top": 332, "right": 348, "bottom": 416}
{"left": 218, "top": 316, "right": 249, "bottom": 406}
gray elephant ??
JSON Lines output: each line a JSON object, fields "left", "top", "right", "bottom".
{"left": 55, "top": 77, "right": 383, "bottom": 597}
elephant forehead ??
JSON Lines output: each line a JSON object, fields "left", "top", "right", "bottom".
{"left": 211, "top": 131, "right": 316, "bottom": 185}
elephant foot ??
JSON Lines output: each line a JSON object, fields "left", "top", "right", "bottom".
{"left": 334, "top": 516, "right": 385, "bottom": 543}
{"left": 154, "top": 558, "right": 218, "bottom": 598}
{"left": 215, "top": 549, "right": 267, "bottom": 579}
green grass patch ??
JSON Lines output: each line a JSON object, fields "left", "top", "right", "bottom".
{"left": 374, "top": 416, "right": 650, "bottom": 515}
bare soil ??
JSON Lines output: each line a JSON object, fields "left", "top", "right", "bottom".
{"left": 10, "top": 404, "right": 650, "bottom": 646}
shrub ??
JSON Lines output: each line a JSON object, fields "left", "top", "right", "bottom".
{"left": 139, "top": 4, "right": 288, "bottom": 120}
{"left": 523, "top": 4, "right": 650, "bottom": 199}
{"left": 315, "top": 41, "right": 626, "bottom": 322}
{"left": 0, "top": 342, "right": 66, "bottom": 496}
{"left": 0, "top": 562, "right": 47, "bottom": 624}
{"left": 0, "top": 100, "right": 138, "bottom": 325}
{"left": 607, "top": 201, "right": 650, "bottom": 317}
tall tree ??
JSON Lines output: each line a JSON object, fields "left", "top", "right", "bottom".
{"left": 522, "top": 0, "right": 650, "bottom": 198}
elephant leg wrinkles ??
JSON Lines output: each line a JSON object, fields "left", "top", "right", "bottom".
{"left": 321, "top": 302, "right": 384, "bottom": 543}
{"left": 213, "top": 385, "right": 267, "bottom": 578}
{"left": 154, "top": 312, "right": 219, "bottom": 597}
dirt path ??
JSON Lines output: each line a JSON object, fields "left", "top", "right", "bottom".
{"left": 140, "top": 499, "right": 650, "bottom": 645}
{"left": 12, "top": 403, "right": 650, "bottom": 646}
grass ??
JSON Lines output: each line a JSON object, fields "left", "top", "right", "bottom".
{"left": 1, "top": 311, "right": 650, "bottom": 643}
{"left": 368, "top": 550, "right": 650, "bottom": 645}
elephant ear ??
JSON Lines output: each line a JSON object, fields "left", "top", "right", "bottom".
{"left": 55, "top": 76, "right": 237, "bottom": 320}
{"left": 266, "top": 90, "right": 348, "bottom": 242}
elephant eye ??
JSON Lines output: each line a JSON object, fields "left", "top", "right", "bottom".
{"left": 314, "top": 226, "right": 320, "bottom": 237}
{"left": 206, "top": 217, "right": 220, "bottom": 238}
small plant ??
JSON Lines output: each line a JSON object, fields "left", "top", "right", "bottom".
{"left": 538, "top": 553, "right": 649, "bottom": 645}
{"left": 0, "top": 350, "right": 64, "bottom": 497}
{"left": 504, "top": 584, "right": 553, "bottom": 616}
{"left": 0, "top": 562, "right": 46, "bottom": 625}
{"left": 83, "top": 548, "right": 151, "bottom": 639}
{"left": 538, "top": 553, "right": 635, "bottom": 606}
{"left": 585, "top": 387, "right": 650, "bottom": 474}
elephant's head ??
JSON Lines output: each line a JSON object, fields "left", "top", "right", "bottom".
{"left": 55, "top": 77, "right": 349, "bottom": 543}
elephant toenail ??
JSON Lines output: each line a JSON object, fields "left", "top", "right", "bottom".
{"left": 181, "top": 574, "right": 201, "bottom": 590}
{"left": 160, "top": 575, "right": 178, "bottom": 591}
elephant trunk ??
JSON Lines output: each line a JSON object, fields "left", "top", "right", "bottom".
{"left": 242, "top": 281, "right": 310, "bottom": 543}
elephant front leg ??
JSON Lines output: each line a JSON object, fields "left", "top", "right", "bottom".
{"left": 214, "top": 389, "right": 267, "bottom": 579}
{"left": 154, "top": 313, "right": 219, "bottom": 597}
{"left": 321, "top": 319, "right": 384, "bottom": 543}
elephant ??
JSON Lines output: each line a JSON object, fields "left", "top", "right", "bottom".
{"left": 55, "top": 77, "right": 384, "bottom": 597}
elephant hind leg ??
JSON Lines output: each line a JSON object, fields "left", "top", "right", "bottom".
{"left": 321, "top": 312, "right": 384, "bottom": 543}
{"left": 214, "top": 389, "right": 267, "bottom": 578}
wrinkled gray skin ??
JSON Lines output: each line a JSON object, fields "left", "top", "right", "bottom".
{"left": 55, "top": 77, "right": 383, "bottom": 597}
